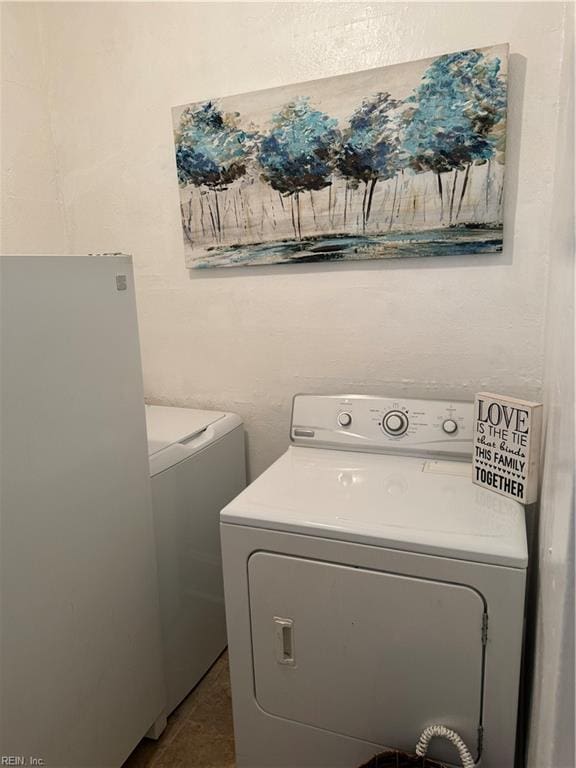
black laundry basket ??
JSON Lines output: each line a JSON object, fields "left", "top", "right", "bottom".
{"left": 357, "top": 726, "right": 475, "bottom": 768}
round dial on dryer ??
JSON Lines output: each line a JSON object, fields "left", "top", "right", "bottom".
{"left": 442, "top": 419, "right": 458, "bottom": 434}
{"left": 337, "top": 411, "right": 352, "bottom": 427}
{"left": 382, "top": 410, "right": 409, "bottom": 436}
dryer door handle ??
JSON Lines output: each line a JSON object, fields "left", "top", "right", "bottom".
{"left": 273, "top": 617, "right": 295, "bottom": 666}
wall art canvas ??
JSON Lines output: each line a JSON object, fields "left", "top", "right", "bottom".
{"left": 172, "top": 44, "right": 508, "bottom": 269}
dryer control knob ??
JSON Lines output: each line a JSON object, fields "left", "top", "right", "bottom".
{"left": 337, "top": 412, "right": 352, "bottom": 427}
{"left": 382, "top": 411, "right": 409, "bottom": 436}
{"left": 442, "top": 419, "right": 458, "bottom": 434}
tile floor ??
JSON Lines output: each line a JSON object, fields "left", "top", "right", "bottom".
{"left": 123, "top": 652, "right": 235, "bottom": 768}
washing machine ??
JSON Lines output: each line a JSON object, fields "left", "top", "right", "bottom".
{"left": 146, "top": 405, "right": 245, "bottom": 717}
{"left": 221, "top": 394, "right": 527, "bottom": 768}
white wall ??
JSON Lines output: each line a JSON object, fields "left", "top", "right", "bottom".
{"left": 32, "top": 1, "right": 567, "bottom": 478}
{"left": 0, "top": 2, "right": 67, "bottom": 254}
{"left": 527, "top": 4, "right": 575, "bottom": 766}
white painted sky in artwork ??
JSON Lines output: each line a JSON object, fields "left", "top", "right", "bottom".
{"left": 172, "top": 44, "right": 508, "bottom": 132}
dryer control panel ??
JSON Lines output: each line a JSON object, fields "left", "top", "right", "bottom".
{"left": 291, "top": 394, "right": 474, "bottom": 460}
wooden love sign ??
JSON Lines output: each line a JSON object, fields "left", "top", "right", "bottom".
{"left": 473, "top": 392, "right": 543, "bottom": 503}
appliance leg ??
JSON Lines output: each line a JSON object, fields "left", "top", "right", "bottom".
{"left": 145, "top": 713, "right": 167, "bottom": 740}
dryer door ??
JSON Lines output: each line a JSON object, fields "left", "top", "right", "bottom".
{"left": 248, "top": 552, "right": 485, "bottom": 764}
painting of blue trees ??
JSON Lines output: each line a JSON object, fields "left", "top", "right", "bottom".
{"left": 172, "top": 44, "right": 508, "bottom": 268}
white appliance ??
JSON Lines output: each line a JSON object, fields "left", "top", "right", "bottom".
{"left": 221, "top": 394, "right": 527, "bottom": 768}
{"left": 0, "top": 256, "right": 165, "bottom": 767}
{"left": 145, "top": 405, "right": 245, "bottom": 716}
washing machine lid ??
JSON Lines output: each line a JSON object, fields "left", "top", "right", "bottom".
{"left": 145, "top": 405, "right": 226, "bottom": 456}
{"left": 221, "top": 446, "right": 527, "bottom": 568}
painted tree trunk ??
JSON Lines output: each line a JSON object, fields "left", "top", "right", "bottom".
{"left": 456, "top": 163, "right": 472, "bottom": 221}
{"left": 295, "top": 192, "right": 302, "bottom": 240}
{"left": 437, "top": 172, "right": 444, "bottom": 222}
{"left": 198, "top": 193, "right": 207, "bottom": 237}
{"left": 449, "top": 168, "right": 458, "bottom": 224}
{"left": 180, "top": 201, "right": 194, "bottom": 246}
{"left": 213, "top": 190, "right": 222, "bottom": 241}
{"left": 205, "top": 193, "right": 217, "bottom": 240}
{"left": 365, "top": 178, "right": 378, "bottom": 225}
{"left": 395, "top": 170, "right": 405, "bottom": 219}
{"left": 290, "top": 195, "right": 298, "bottom": 240}
{"left": 498, "top": 178, "right": 504, "bottom": 208}
{"left": 309, "top": 191, "right": 318, "bottom": 228}
{"left": 361, "top": 183, "right": 369, "bottom": 232}
{"left": 389, "top": 176, "right": 399, "bottom": 230}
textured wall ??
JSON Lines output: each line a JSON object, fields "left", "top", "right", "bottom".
{"left": 35, "top": 2, "right": 565, "bottom": 480}
{"left": 0, "top": 3, "right": 67, "bottom": 254}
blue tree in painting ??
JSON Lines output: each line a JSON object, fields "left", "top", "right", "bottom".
{"left": 258, "top": 98, "right": 340, "bottom": 239}
{"left": 459, "top": 52, "right": 507, "bottom": 218}
{"left": 337, "top": 92, "right": 403, "bottom": 231}
{"left": 175, "top": 101, "right": 258, "bottom": 240}
{"left": 403, "top": 50, "right": 506, "bottom": 222}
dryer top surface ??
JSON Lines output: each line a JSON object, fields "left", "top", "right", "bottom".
{"left": 221, "top": 446, "right": 527, "bottom": 568}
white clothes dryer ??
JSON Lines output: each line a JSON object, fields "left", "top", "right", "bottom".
{"left": 146, "top": 405, "right": 245, "bottom": 717}
{"left": 221, "top": 395, "right": 527, "bottom": 768}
